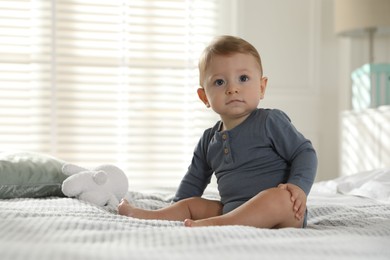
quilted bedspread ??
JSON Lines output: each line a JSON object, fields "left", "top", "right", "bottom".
{"left": 1, "top": 186, "right": 390, "bottom": 260}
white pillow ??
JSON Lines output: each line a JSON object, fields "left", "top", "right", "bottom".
{"left": 336, "top": 168, "right": 390, "bottom": 202}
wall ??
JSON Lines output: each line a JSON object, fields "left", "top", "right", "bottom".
{"left": 230, "top": 0, "right": 338, "bottom": 181}
{"left": 340, "top": 106, "right": 390, "bottom": 176}
{"left": 229, "top": 0, "right": 390, "bottom": 181}
{"left": 336, "top": 7, "right": 390, "bottom": 174}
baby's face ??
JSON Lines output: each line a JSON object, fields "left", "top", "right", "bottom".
{"left": 201, "top": 53, "right": 266, "bottom": 128}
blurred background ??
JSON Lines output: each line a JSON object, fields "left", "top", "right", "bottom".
{"left": 1, "top": 0, "right": 389, "bottom": 191}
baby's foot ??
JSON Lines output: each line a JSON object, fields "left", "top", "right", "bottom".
{"left": 184, "top": 218, "right": 215, "bottom": 227}
{"left": 184, "top": 219, "right": 195, "bottom": 227}
{"left": 118, "top": 199, "right": 136, "bottom": 217}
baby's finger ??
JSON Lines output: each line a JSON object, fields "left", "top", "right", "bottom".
{"left": 296, "top": 210, "right": 305, "bottom": 221}
{"left": 288, "top": 192, "right": 296, "bottom": 202}
{"left": 295, "top": 212, "right": 303, "bottom": 221}
{"left": 297, "top": 206, "right": 307, "bottom": 220}
{"left": 293, "top": 200, "right": 302, "bottom": 212}
{"left": 285, "top": 185, "right": 297, "bottom": 202}
{"left": 296, "top": 205, "right": 304, "bottom": 218}
{"left": 298, "top": 203, "right": 306, "bottom": 216}
{"left": 294, "top": 207, "right": 303, "bottom": 220}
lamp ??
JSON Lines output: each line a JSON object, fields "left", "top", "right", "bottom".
{"left": 334, "top": 0, "right": 390, "bottom": 111}
{"left": 335, "top": 0, "right": 390, "bottom": 63}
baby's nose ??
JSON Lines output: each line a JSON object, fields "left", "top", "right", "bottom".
{"left": 226, "top": 84, "right": 239, "bottom": 94}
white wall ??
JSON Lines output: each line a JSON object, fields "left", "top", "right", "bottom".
{"left": 340, "top": 106, "right": 390, "bottom": 176}
{"left": 226, "top": 0, "right": 330, "bottom": 181}
{"left": 227, "top": 0, "right": 390, "bottom": 181}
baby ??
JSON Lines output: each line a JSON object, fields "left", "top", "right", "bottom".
{"left": 119, "top": 35, "right": 317, "bottom": 228}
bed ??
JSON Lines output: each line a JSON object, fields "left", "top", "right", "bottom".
{"left": 1, "top": 166, "right": 390, "bottom": 260}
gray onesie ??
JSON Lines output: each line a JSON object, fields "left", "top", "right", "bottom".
{"left": 174, "top": 108, "right": 317, "bottom": 221}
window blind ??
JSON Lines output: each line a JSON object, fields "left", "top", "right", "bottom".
{"left": 0, "top": 0, "right": 220, "bottom": 190}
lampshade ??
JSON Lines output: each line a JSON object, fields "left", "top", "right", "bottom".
{"left": 334, "top": 0, "right": 390, "bottom": 37}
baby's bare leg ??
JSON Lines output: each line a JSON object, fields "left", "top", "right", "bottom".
{"left": 118, "top": 197, "right": 223, "bottom": 222}
{"left": 185, "top": 188, "right": 303, "bottom": 228}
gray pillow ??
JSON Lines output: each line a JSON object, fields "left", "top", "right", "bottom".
{"left": 0, "top": 151, "right": 68, "bottom": 199}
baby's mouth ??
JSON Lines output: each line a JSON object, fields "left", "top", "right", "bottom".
{"left": 226, "top": 99, "right": 244, "bottom": 105}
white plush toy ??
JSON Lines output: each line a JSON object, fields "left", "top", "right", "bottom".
{"left": 61, "top": 163, "right": 128, "bottom": 209}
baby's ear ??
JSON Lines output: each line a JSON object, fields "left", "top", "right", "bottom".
{"left": 62, "top": 163, "right": 88, "bottom": 176}
{"left": 197, "top": 88, "right": 210, "bottom": 107}
{"left": 259, "top": 76, "right": 268, "bottom": 99}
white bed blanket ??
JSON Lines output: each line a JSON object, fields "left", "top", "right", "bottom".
{"left": 315, "top": 168, "right": 390, "bottom": 202}
{"left": 1, "top": 185, "right": 390, "bottom": 260}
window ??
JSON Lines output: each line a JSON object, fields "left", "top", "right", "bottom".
{"left": 0, "top": 0, "right": 223, "bottom": 190}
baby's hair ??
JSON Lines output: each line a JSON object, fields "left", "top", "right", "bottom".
{"left": 198, "top": 35, "right": 263, "bottom": 87}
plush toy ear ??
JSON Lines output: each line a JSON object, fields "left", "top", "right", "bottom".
{"left": 93, "top": 170, "right": 108, "bottom": 185}
{"left": 62, "top": 163, "right": 88, "bottom": 176}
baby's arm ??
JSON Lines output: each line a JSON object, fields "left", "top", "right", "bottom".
{"left": 278, "top": 183, "right": 306, "bottom": 221}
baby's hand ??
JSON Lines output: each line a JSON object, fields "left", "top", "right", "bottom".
{"left": 278, "top": 183, "right": 306, "bottom": 221}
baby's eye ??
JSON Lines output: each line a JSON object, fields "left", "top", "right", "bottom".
{"left": 239, "top": 75, "right": 249, "bottom": 82}
{"left": 214, "top": 79, "right": 225, "bottom": 86}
